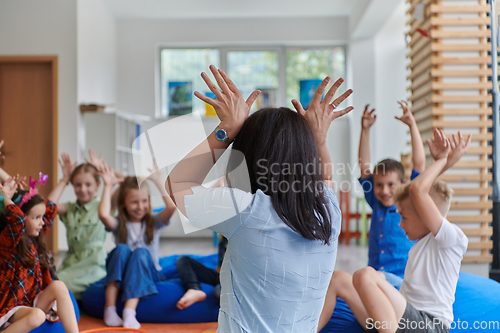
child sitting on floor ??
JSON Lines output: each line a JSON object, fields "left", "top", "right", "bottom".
{"left": 98, "top": 162, "right": 176, "bottom": 329}
{"left": 318, "top": 129, "right": 470, "bottom": 333}
{"left": 0, "top": 175, "right": 79, "bottom": 333}
{"left": 358, "top": 101, "right": 425, "bottom": 283}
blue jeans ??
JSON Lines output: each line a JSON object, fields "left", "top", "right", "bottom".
{"left": 104, "top": 244, "right": 165, "bottom": 301}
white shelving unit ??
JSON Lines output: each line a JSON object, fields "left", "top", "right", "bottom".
{"left": 83, "top": 111, "right": 151, "bottom": 176}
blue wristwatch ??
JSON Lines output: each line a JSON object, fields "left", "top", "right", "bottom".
{"left": 215, "top": 125, "right": 232, "bottom": 144}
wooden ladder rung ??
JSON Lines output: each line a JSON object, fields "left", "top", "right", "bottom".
{"left": 447, "top": 214, "right": 492, "bottom": 223}
{"left": 461, "top": 227, "right": 492, "bottom": 236}
{"left": 432, "top": 43, "right": 491, "bottom": 52}
{"left": 462, "top": 255, "right": 493, "bottom": 263}
{"left": 467, "top": 241, "right": 493, "bottom": 250}
{"left": 430, "top": 17, "right": 491, "bottom": 26}
{"left": 430, "top": 5, "right": 490, "bottom": 13}
{"left": 431, "top": 120, "right": 492, "bottom": 128}
{"left": 432, "top": 56, "right": 491, "bottom": 65}
{"left": 432, "top": 107, "right": 491, "bottom": 115}
{"left": 431, "top": 30, "right": 491, "bottom": 38}
{"left": 431, "top": 95, "right": 492, "bottom": 103}
{"left": 450, "top": 201, "right": 493, "bottom": 209}
{"left": 431, "top": 82, "right": 492, "bottom": 90}
{"left": 432, "top": 69, "right": 491, "bottom": 77}
{"left": 438, "top": 173, "right": 492, "bottom": 182}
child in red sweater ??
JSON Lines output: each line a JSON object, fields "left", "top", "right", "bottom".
{"left": 0, "top": 175, "right": 78, "bottom": 333}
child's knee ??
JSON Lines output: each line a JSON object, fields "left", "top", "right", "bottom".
{"left": 26, "top": 308, "right": 46, "bottom": 328}
{"left": 48, "top": 280, "right": 69, "bottom": 296}
{"left": 330, "top": 271, "right": 353, "bottom": 290}
{"left": 352, "top": 266, "right": 376, "bottom": 289}
{"left": 129, "top": 248, "right": 150, "bottom": 263}
{"left": 176, "top": 256, "right": 190, "bottom": 269}
{"left": 115, "top": 244, "right": 132, "bottom": 255}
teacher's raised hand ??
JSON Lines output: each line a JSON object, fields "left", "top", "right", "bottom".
{"left": 194, "top": 65, "right": 260, "bottom": 141}
{"left": 292, "top": 77, "right": 353, "bottom": 146}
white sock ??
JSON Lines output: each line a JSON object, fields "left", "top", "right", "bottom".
{"left": 104, "top": 306, "right": 123, "bottom": 327}
{"left": 123, "top": 308, "right": 141, "bottom": 329}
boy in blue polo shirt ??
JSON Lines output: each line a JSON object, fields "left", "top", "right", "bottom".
{"left": 357, "top": 101, "right": 425, "bottom": 282}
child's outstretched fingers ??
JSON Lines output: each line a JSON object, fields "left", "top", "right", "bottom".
{"left": 446, "top": 131, "right": 471, "bottom": 168}
{"left": 427, "top": 128, "right": 450, "bottom": 160}
{"left": 361, "top": 104, "right": 376, "bottom": 129}
{"left": 85, "top": 149, "right": 104, "bottom": 169}
{"left": 59, "top": 152, "right": 77, "bottom": 182}
{"left": 395, "top": 100, "right": 416, "bottom": 126}
{"left": 0, "top": 176, "right": 18, "bottom": 198}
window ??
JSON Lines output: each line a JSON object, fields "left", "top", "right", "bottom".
{"left": 159, "top": 46, "right": 345, "bottom": 117}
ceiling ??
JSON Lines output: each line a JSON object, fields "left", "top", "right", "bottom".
{"left": 101, "top": 0, "right": 403, "bottom": 39}
{"left": 101, "top": 0, "right": 370, "bottom": 19}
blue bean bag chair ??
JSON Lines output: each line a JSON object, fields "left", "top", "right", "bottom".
{"left": 30, "top": 289, "right": 79, "bottom": 333}
{"left": 320, "top": 272, "right": 500, "bottom": 333}
{"left": 82, "top": 254, "right": 219, "bottom": 323}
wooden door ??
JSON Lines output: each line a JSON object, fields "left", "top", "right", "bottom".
{"left": 0, "top": 56, "right": 58, "bottom": 252}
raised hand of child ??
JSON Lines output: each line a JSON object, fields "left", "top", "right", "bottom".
{"left": 146, "top": 158, "right": 165, "bottom": 186}
{"left": 97, "top": 162, "right": 122, "bottom": 187}
{"left": 59, "top": 152, "right": 77, "bottom": 184}
{"left": 447, "top": 131, "right": 471, "bottom": 166}
{"left": 194, "top": 65, "right": 260, "bottom": 140}
{"left": 85, "top": 149, "right": 104, "bottom": 170}
{"left": 426, "top": 128, "right": 450, "bottom": 161}
{"left": 361, "top": 104, "right": 376, "bottom": 129}
{"left": 0, "top": 175, "right": 20, "bottom": 199}
{"left": 395, "top": 100, "right": 416, "bottom": 127}
{"left": 291, "top": 77, "right": 353, "bottom": 146}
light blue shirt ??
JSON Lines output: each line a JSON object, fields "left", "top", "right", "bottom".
{"left": 185, "top": 186, "right": 341, "bottom": 333}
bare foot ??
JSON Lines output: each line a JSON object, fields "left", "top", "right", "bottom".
{"left": 176, "top": 289, "right": 207, "bottom": 310}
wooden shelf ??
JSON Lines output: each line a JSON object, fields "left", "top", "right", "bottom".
{"left": 447, "top": 214, "right": 492, "bottom": 223}
{"left": 408, "top": 0, "right": 493, "bottom": 264}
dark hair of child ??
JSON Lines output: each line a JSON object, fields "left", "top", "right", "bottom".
{"left": 373, "top": 158, "right": 405, "bottom": 183}
{"left": 0, "top": 190, "right": 50, "bottom": 269}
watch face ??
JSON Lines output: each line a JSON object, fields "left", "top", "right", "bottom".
{"left": 216, "top": 129, "right": 226, "bottom": 141}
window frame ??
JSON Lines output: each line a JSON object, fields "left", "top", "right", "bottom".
{"left": 156, "top": 44, "right": 346, "bottom": 118}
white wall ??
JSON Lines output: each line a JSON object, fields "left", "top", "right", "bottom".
{"left": 348, "top": 38, "right": 376, "bottom": 191}
{"left": 348, "top": 1, "right": 408, "bottom": 193}
{"left": 116, "top": 16, "right": 349, "bottom": 117}
{"left": 0, "top": 0, "right": 78, "bottom": 251}
{"left": 77, "top": 0, "right": 117, "bottom": 106}
{"left": 374, "top": 1, "right": 410, "bottom": 161}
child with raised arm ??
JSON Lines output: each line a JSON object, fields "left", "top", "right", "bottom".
{"left": 358, "top": 101, "right": 425, "bottom": 281}
{"left": 0, "top": 176, "right": 79, "bottom": 333}
{"left": 318, "top": 129, "right": 470, "bottom": 333}
{"left": 48, "top": 150, "right": 121, "bottom": 300}
{"left": 98, "top": 162, "right": 176, "bottom": 329}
